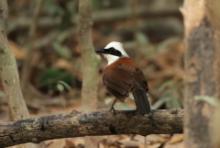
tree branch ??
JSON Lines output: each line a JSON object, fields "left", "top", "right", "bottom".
{"left": 0, "top": 109, "right": 183, "bottom": 147}
{"left": 8, "top": 5, "right": 179, "bottom": 30}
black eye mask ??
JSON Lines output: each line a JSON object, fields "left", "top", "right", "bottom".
{"left": 96, "top": 47, "right": 122, "bottom": 57}
{"left": 105, "top": 47, "right": 122, "bottom": 57}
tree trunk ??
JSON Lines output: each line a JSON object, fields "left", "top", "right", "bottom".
{"left": 206, "top": 1, "right": 220, "bottom": 147}
{"left": 21, "top": 0, "right": 44, "bottom": 100}
{"left": 182, "top": 0, "right": 220, "bottom": 147}
{"left": 0, "top": 1, "right": 38, "bottom": 148}
{"left": 206, "top": 0, "right": 220, "bottom": 98}
{"left": 0, "top": 0, "right": 29, "bottom": 121}
{"left": 78, "top": 0, "right": 99, "bottom": 113}
{"left": 78, "top": 1, "right": 100, "bottom": 147}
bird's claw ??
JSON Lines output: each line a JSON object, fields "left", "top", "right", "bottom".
{"left": 109, "top": 106, "right": 116, "bottom": 114}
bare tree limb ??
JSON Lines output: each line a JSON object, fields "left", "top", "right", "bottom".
{"left": 90, "top": 5, "right": 179, "bottom": 23}
{"left": 0, "top": 109, "right": 183, "bottom": 147}
{"left": 8, "top": 5, "right": 179, "bottom": 30}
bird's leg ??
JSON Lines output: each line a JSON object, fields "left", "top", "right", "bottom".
{"left": 110, "top": 98, "right": 117, "bottom": 113}
{"left": 147, "top": 110, "right": 157, "bottom": 129}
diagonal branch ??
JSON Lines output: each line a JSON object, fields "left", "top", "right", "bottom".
{"left": 0, "top": 109, "right": 183, "bottom": 147}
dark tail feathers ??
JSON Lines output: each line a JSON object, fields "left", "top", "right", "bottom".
{"left": 132, "top": 87, "right": 151, "bottom": 114}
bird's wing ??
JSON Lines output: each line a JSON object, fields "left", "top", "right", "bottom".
{"left": 103, "top": 64, "right": 134, "bottom": 98}
{"left": 133, "top": 68, "right": 149, "bottom": 91}
{"left": 116, "top": 63, "right": 148, "bottom": 91}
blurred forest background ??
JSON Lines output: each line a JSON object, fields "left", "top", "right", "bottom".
{"left": 0, "top": 0, "right": 184, "bottom": 147}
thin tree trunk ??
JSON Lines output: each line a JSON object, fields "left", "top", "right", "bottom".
{"left": 21, "top": 0, "right": 43, "bottom": 87}
{"left": 0, "top": 0, "right": 29, "bottom": 121}
{"left": 78, "top": 0, "right": 99, "bottom": 114}
{"left": 182, "top": 0, "right": 220, "bottom": 147}
{"left": 21, "top": 0, "right": 44, "bottom": 102}
{"left": 0, "top": 1, "right": 39, "bottom": 148}
{"left": 78, "top": 1, "right": 100, "bottom": 147}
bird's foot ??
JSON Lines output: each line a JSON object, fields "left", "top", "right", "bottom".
{"left": 136, "top": 109, "right": 152, "bottom": 115}
{"left": 109, "top": 106, "right": 117, "bottom": 115}
{"left": 147, "top": 110, "right": 157, "bottom": 128}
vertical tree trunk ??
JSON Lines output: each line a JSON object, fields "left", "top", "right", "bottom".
{"left": 0, "top": 0, "right": 29, "bottom": 121}
{"left": 78, "top": 0, "right": 99, "bottom": 111}
{"left": 206, "top": 0, "right": 220, "bottom": 98}
{"left": 182, "top": 0, "right": 220, "bottom": 147}
{"left": 206, "top": 1, "right": 220, "bottom": 147}
{"left": 78, "top": 1, "right": 100, "bottom": 147}
{"left": 21, "top": 0, "right": 43, "bottom": 96}
{"left": 0, "top": 1, "right": 38, "bottom": 148}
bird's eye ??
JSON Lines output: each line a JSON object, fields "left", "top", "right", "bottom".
{"left": 108, "top": 47, "right": 115, "bottom": 51}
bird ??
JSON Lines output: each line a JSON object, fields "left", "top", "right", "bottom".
{"left": 96, "top": 41, "right": 151, "bottom": 114}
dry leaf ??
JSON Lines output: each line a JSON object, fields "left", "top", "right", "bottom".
{"left": 168, "top": 134, "right": 183, "bottom": 144}
{"left": 46, "top": 139, "right": 66, "bottom": 148}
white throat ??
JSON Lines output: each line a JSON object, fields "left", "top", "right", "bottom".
{"left": 105, "top": 54, "right": 121, "bottom": 65}
{"left": 103, "top": 41, "right": 129, "bottom": 65}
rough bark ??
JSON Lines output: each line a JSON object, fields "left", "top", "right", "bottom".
{"left": 78, "top": 0, "right": 99, "bottom": 111}
{"left": 182, "top": 0, "right": 220, "bottom": 147}
{"left": 0, "top": 1, "right": 39, "bottom": 148}
{"left": 78, "top": 1, "right": 100, "bottom": 147}
{"left": 0, "top": 109, "right": 183, "bottom": 147}
{"left": 206, "top": 1, "right": 220, "bottom": 147}
{"left": 206, "top": 0, "right": 220, "bottom": 99}
{"left": 0, "top": 0, "right": 29, "bottom": 121}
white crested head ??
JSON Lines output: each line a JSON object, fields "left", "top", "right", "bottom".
{"left": 103, "top": 41, "right": 129, "bottom": 65}
{"left": 104, "top": 41, "right": 128, "bottom": 57}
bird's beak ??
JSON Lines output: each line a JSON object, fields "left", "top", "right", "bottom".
{"left": 95, "top": 48, "right": 105, "bottom": 54}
